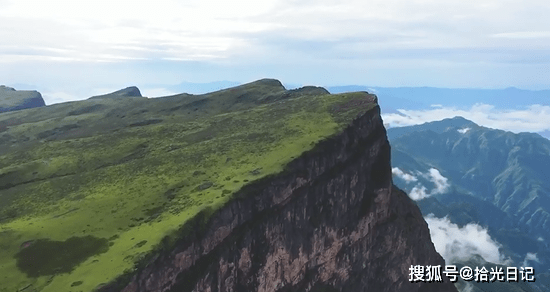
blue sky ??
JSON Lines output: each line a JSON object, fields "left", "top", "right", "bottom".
{"left": 1, "top": 0, "right": 549, "bottom": 135}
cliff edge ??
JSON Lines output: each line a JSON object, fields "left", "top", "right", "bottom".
{"left": 103, "top": 104, "right": 457, "bottom": 292}
{"left": 0, "top": 85, "right": 46, "bottom": 113}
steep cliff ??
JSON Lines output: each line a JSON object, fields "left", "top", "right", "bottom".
{"left": 102, "top": 105, "right": 457, "bottom": 292}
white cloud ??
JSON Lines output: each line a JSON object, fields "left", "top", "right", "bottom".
{"left": 1, "top": 0, "right": 549, "bottom": 91}
{"left": 425, "top": 214, "right": 511, "bottom": 265}
{"left": 522, "top": 252, "right": 540, "bottom": 267}
{"left": 392, "top": 167, "right": 418, "bottom": 183}
{"left": 142, "top": 88, "right": 179, "bottom": 98}
{"left": 491, "top": 31, "right": 550, "bottom": 39}
{"left": 538, "top": 237, "right": 544, "bottom": 242}
{"left": 426, "top": 168, "right": 450, "bottom": 195}
{"left": 406, "top": 168, "right": 450, "bottom": 201}
{"left": 0, "top": 0, "right": 549, "bottom": 66}
{"left": 409, "top": 185, "right": 429, "bottom": 200}
{"left": 0, "top": 0, "right": 281, "bottom": 63}
{"left": 39, "top": 86, "right": 181, "bottom": 105}
{"left": 42, "top": 91, "right": 82, "bottom": 105}
{"left": 382, "top": 103, "right": 550, "bottom": 133}
{"left": 457, "top": 127, "right": 471, "bottom": 134}
{"left": 41, "top": 86, "right": 135, "bottom": 104}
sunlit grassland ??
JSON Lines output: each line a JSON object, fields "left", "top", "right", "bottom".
{"left": 0, "top": 82, "right": 375, "bottom": 292}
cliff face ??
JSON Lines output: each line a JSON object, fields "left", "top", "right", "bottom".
{"left": 105, "top": 105, "right": 457, "bottom": 292}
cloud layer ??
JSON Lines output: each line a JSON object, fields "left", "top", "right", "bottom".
{"left": 425, "top": 215, "right": 510, "bottom": 265}
{"left": 383, "top": 103, "right": 550, "bottom": 134}
{"left": 522, "top": 253, "right": 540, "bottom": 267}
{"left": 1, "top": 0, "right": 549, "bottom": 90}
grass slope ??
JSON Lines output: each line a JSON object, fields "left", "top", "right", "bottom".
{"left": 0, "top": 79, "right": 376, "bottom": 292}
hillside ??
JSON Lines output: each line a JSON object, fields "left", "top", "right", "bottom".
{"left": 0, "top": 79, "right": 455, "bottom": 292}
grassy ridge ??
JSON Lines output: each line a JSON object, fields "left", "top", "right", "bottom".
{"left": 0, "top": 80, "right": 375, "bottom": 292}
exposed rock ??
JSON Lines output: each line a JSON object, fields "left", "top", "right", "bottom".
{"left": 192, "top": 171, "right": 205, "bottom": 176}
{"left": 89, "top": 86, "right": 143, "bottom": 99}
{"left": 0, "top": 85, "right": 46, "bottom": 113}
{"left": 195, "top": 181, "right": 214, "bottom": 191}
{"left": 250, "top": 168, "right": 262, "bottom": 175}
{"left": 100, "top": 105, "right": 457, "bottom": 292}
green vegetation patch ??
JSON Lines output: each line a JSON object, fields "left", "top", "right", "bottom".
{"left": 15, "top": 236, "right": 109, "bottom": 277}
{"left": 0, "top": 80, "right": 377, "bottom": 292}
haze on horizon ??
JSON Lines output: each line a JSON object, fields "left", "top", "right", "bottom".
{"left": 1, "top": 0, "right": 549, "bottom": 136}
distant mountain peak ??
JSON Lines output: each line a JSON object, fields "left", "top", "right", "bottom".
{"left": 117, "top": 86, "right": 141, "bottom": 96}
{"left": 387, "top": 116, "right": 478, "bottom": 140}
{"left": 0, "top": 85, "right": 16, "bottom": 91}
{"left": 442, "top": 116, "right": 476, "bottom": 125}
{"left": 244, "top": 78, "right": 285, "bottom": 89}
{"left": 422, "top": 116, "right": 478, "bottom": 131}
{"left": 448, "top": 116, "right": 472, "bottom": 121}
{"left": 88, "top": 86, "right": 142, "bottom": 99}
{"left": 0, "top": 85, "right": 45, "bottom": 113}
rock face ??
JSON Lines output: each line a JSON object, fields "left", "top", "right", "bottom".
{"left": 0, "top": 85, "right": 46, "bottom": 113}
{"left": 102, "top": 105, "right": 457, "bottom": 292}
{"left": 89, "top": 86, "right": 142, "bottom": 99}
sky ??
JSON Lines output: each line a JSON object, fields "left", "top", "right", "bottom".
{"left": 1, "top": 0, "right": 549, "bottom": 135}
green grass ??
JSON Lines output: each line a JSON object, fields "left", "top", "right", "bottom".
{"left": 0, "top": 80, "right": 376, "bottom": 292}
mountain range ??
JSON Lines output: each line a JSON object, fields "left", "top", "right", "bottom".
{"left": 388, "top": 116, "right": 550, "bottom": 291}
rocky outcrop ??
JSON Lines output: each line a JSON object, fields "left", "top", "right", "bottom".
{"left": 100, "top": 105, "right": 457, "bottom": 292}
{"left": 0, "top": 85, "right": 46, "bottom": 113}
{"left": 289, "top": 86, "right": 330, "bottom": 96}
{"left": 89, "top": 86, "right": 142, "bottom": 99}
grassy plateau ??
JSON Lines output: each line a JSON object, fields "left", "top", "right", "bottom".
{"left": 0, "top": 79, "right": 376, "bottom": 292}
